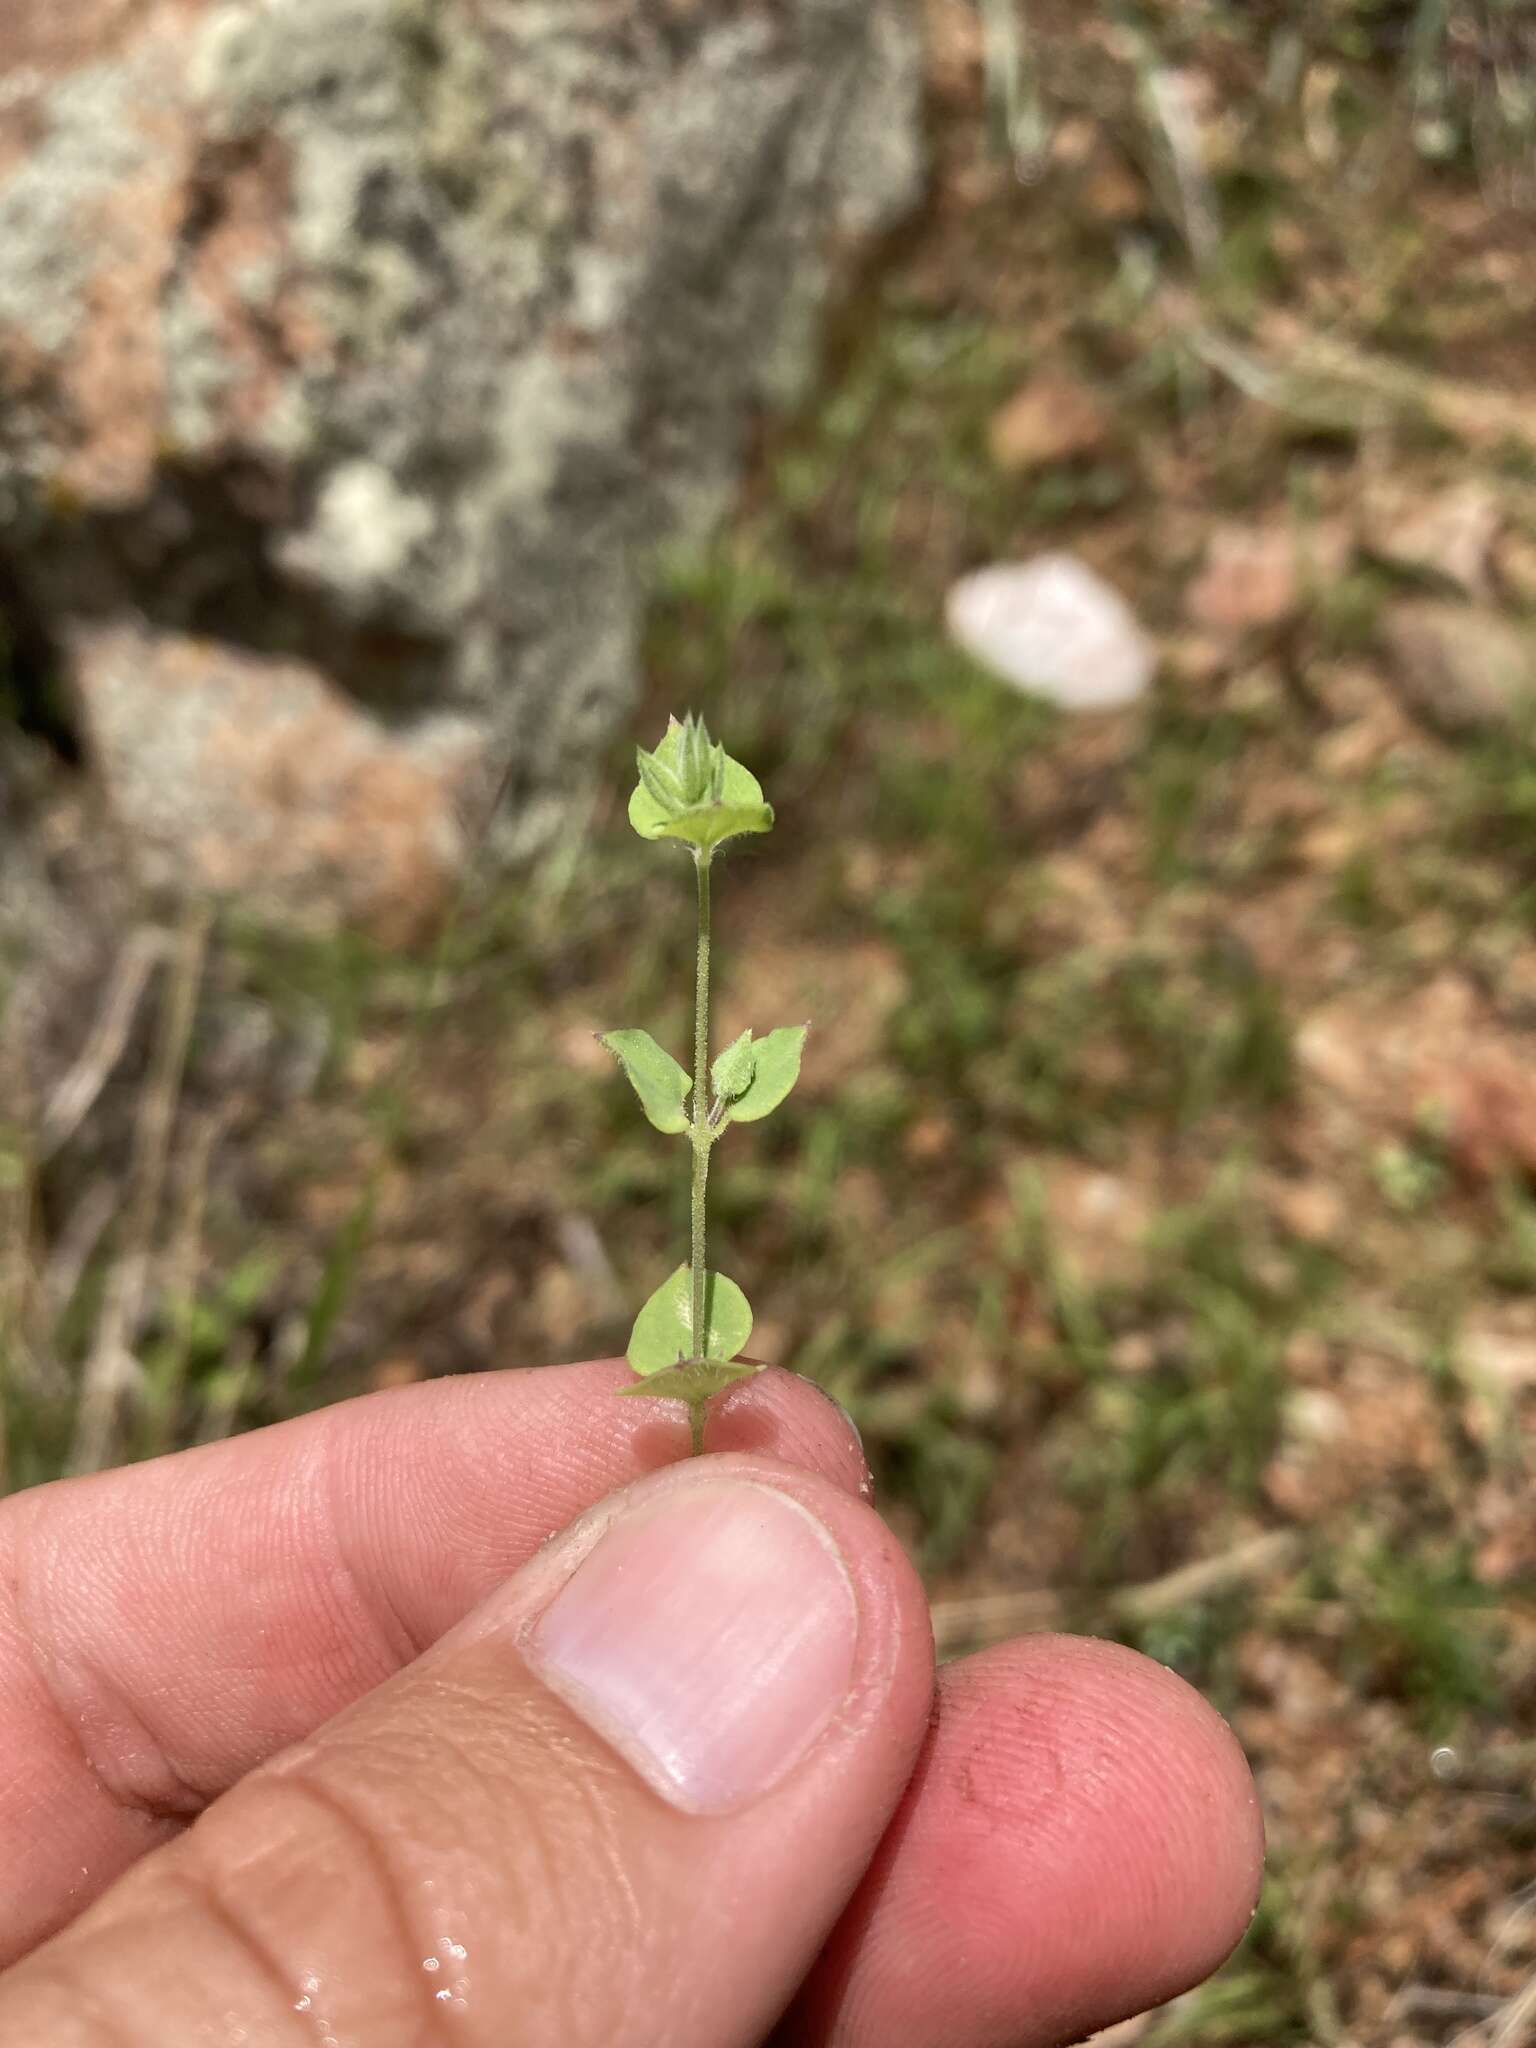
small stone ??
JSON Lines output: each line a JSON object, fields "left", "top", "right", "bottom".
{"left": 902, "top": 1115, "right": 954, "bottom": 1163}
{"left": 1264, "top": 1357, "right": 1441, "bottom": 1519}
{"left": 1081, "top": 154, "right": 1146, "bottom": 223}
{"left": 1270, "top": 1177, "right": 1346, "bottom": 1244}
{"left": 1049, "top": 118, "right": 1097, "bottom": 169}
{"left": 1493, "top": 525, "right": 1536, "bottom": 605}
{"left": 1474, "top": 1480, "right": 1536, "bottom": 1584}
{"left": 1381, "top": 601, "right": 1536, "bottom": 737}
{"left": 946, "top": 554, "right": 1156, "bottom": 710}
{"left": 988, "top": 371, "right": 1110, "bottom": 474}
{"left": 1185, "top": 519, "right": 1351, "bottom": 633}
{"left": 1165, "top": 631, "right": 1232, "bottom": 684}
{"left": 1460, "top": 1324, "right": 1536, "bottom": 1394}
{"left": 1430, "top": 1049, "right": 1536, "bottom": 1183}
{"left": 1035, "top": 1158, "right": 1153, "bottom": 1285}
{"left": 1110, "top": 1332, "right": 1157, "bottom": 1376}
{"left": 1285, "top": 1388, "right": 1349, "bottom": 1446}
{"left": 1361, "top": 480, "right": 1500, "bottom": 596}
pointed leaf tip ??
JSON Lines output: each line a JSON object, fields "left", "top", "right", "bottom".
{"left": 600, "top": 1029, "right": 692, "bottom": 1134}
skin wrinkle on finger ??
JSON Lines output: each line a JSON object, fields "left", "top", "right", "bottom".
{"left": 8, "top": 1443, "right": 395, "bottom": 1826}
{"left": 785, "top": 1637, "right": 1265, "bottom": 2048}
{"left": 14, "top": 1598, "right": 206, "bottom": 1827}
{"left": 0, "top": 1458, "right": 931, "bottom": 2048}
{"left": 154, "top": 1867, "right": 317, "bottom": 2048}
{"left": 0, "top": 1361, "right": 869, "bottom": 1963}
{"left": 4, "top": 1957, "right": 153, "bottom": 2048}
{"left": 61, "top": 1714, "right": 644, "bottom": 2048}
{"left": 226, "top": 1767, "right": 456, "bottom": 2031}
{"left": 0, "top": 1591, "right": 1267, "bottom": 2048}
{"left": 318, "top": 1423, "right": 439, "bottom": 1675}
{"left": 0, "top": 1539, "right": 187, "bottom": 1923}
{"left": 0, "top": 1374, "right": 1266, "bottom": 2046}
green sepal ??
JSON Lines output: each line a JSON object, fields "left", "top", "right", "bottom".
{"left": 711, "top": 1030, "right": 756, "bottom": 1105}
{"left": 599, "top": 1030, "right": 692, "bottom": 1135}
{"left": 674, "top": 714, "right": 724, "bottom": 804}
{"left": 650, "top": 802, "right": 774, "bottom": 852}
{"left": 635, "top": 749, "right": 688, "bottom": 815}
{"left": 723, "top": 1024, "right": 808, "bottom": 1124}
{"left": 629, "top": 716, "right": 774, "bottom": 851}
{"left": 615, "top": 1358, "right": 764, "bottom": 1405}
{"left": 626, "top": 1264, "right": 753, "bottom": 1375}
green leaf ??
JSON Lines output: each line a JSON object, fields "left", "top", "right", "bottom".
{"left": 651, "top": 800, "right": 774, "bottom": 852}
{"left": 599, "top": 1030, "right": 692, "bottom": 1134}
{"left": 724, "top": 1024, "right": 808, "bottom": 1123}
{"left": 711, "top": 1030, "right": 756, "bottom": 1104}
{"left": 615, "top": 1358, "right": 764, "bottom": 1405}
{"left": 629, "top": 718, "right": 774, "bottom": 849}
{"left": 626, "top": 1264, "right": 753, "bottom": 1375}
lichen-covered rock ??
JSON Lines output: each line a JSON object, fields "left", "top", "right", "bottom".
{"left": 0, "top": 0, "right": 922, "bottom": 932}
{"left": 71, "top": 621, "right": 486, "bottom": 944}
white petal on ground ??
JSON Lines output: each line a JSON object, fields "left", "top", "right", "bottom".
{"left": 945, "top": 554, "right": 1156, "bottom": 710}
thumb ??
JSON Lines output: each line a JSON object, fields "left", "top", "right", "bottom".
{"left": 1, "top": 1455, "right": 934, "bottom": 2048}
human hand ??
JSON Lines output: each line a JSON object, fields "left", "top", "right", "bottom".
{"left": 0, "top": 1361, "right": 1262, "bottom": 2045}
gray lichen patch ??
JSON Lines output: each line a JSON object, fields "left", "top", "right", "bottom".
{"left": 0, "top": 64, "right": 152, "bottom": 356}
{"left": 0, "top": 0, "right": 923, "bottom": 929}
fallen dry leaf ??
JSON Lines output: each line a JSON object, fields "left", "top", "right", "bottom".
{"left": 988, "top": 371, "right": 1111, "bottom": 473}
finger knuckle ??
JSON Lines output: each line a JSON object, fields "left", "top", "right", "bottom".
{"left": 176, "top": 1764, "right": 443, "bottom": 2040}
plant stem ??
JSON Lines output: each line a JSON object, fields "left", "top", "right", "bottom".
{"left": 690, "top": 851, "right": 713, "bottom": 1367}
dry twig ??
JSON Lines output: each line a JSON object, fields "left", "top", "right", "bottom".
{"left": 68, "top": 905, "right": 211, "bottom": 1476}
{"left": 38, "top": 928, "right": 170, "bottom": 1161}
{"left": 1165, "top": 292, "right": 1536, "bottom": 451}
{"left": 932, "top": 1529, "right": 1303, "bottom": 1656}
{"left": 1489, "top": 1970, "right": 1536, "bottom": 2048}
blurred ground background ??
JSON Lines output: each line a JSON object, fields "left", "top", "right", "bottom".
{"left": 5, "top": 0, "right": 1536, "bottom": 2038}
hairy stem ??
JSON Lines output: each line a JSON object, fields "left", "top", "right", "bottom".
{"left": 690, "top": 851, "right": 713, "bottom": 1366}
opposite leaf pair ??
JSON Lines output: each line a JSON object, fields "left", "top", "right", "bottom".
{"left": 599, "top": 1025, "right": 807, "bottom": 1137}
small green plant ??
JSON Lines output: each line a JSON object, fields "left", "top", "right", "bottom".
{"left": 602, "top": 715, "right": 807, "bottom": 1452}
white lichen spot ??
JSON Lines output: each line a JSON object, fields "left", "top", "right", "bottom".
{"left": 281, "top": 461, "right": 436, "bottom": 596}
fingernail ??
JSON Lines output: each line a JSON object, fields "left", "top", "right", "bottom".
{"left": 810, "top": 1378, "right": 865, "bottom": 1457}
{"left": 526, "top": 1478, "right": 858, "bottom": 1815}
{"left": 815, "top": 1386, "right": 874, "bottom": 1501}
